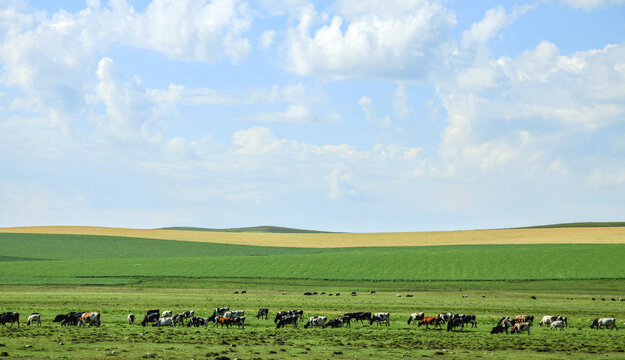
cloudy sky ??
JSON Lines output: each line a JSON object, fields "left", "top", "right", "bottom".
{"left": 1, "top": 0, "right": 624, "bottom": 232}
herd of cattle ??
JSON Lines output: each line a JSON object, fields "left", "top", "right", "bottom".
{"left": 0, "top": 309, "right": 620, "bottom": 334}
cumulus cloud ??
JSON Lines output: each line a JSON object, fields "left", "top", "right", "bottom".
{"left": 284, "top": 0, "right": 456, "bottom": 79}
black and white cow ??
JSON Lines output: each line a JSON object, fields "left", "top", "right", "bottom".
{"left": 304, "top": 316, "right": 327, "bottom": 328}
{"left": 153, "top": 317, "right": 174, "bottom": 327}
{"left": 447, "top": 317, "right": 464, "bottom": 332}
{"left": 127, "top": 314, "right": 135, "bottom": 325}
{"left": 27, "top": 313, "right": 41, "bottom": 326}
{"left": 276, "top": 314, "right": 298, "bottom": 328}
{"left": 511, "top": 322, "right": 531, "bottom": 335}
{"left": 213, "top": 307, "right": 229, "bottom": 317}
{"left": 141, "top": 310, "right": 160, "bottom": 326}
{"left": 256, "top": 308, "right": 269, "bottom": 319}
{"left": 407, "top": 312, "right": 424, "bottom": 325}
{"left": 369, "top": 313, "right": 390, "bottom": 326}
{"left": 591, "top": 318, "right": 618, "bottom": 330}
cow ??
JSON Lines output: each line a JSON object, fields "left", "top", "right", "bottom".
{"left": 453, "top": 314, "right": 477, "bottom": 328}
{"left": 79, "top": 312, "right": 100, "bottom": 327}
{"left": 591, "top": 318, "right": 618, "bottom": 330}
{"left": 418, "top": 316, "right": 442, "bottom": 330}
{"left": 369, "top": 313, "right": 390, "bottom": 326}
{"left": 172, "top": 313, "right": 185, "bottom": 326}
{"left": 328, "top": 317, "right": 345, "bottom": 328}
{"left": 162, "top": 310, "right": 172, "bottom": 318}
{"left": 153, "top": 317, "right": 174, "bottom": 327}
{"left": 256, "top": 308, "right": 269, "bottom": 320}
{"left": 127, "top": 314, "right": 135, "bottom": 325}
{"left": 407, "top": 312, "right": 424, "bottom": 325}
{"left": 224, "top": 310, "right": 244, "bottom": 319}
{"left": 62, "top": 312, "right": 84, "bottom": 326}
{"left": 214, "top": 308, "right": 229, "bottom": 317}
{"left": 27, "top": 313, "right": 41, "bottom": 326}
{"left": 344, "top": 312, "right": 371, "bottom": 325}
{"left": 141, "top": 310, "right": 159, "bottom": 326}
{"left": 0, "top": 312, "right": 19, "bottom": 328}
{"left": 490, "top": 325, "right": 506, "bottom": 334}
{"left": 182, "top": 310, "right": 194, "bottom": 319}
{"left": 438, "top": 312, "right": 453, "bottom": 324}
{"left": 276, "top": 315, "right": 298, "bottom": 328}
{"left": 274, "top": 310, "right": 303, "bottom": 323}
{"left": 550, "top": 320, "right": 565, "bottom": 330}
{"left": 447, "top": 317, "right": 464, "bottom": 332}
{"left": 351, "top": 291, "right": 357, "bottom": 296}
{"left": 492, "top": 317, "right": 513, "bottom": 334}
{"left": 515, "top": 315, "right": 534, "bottom": 325}
{"left": 233, "top": 316, "right": 246, "bottom": 328}
{"left": 187, "top": 316, "right": 209, "bottom": 327}
{"left": 304, "top": 316, "right": 327, "bottom": 329}
{"left": 539, "top": 315, "right": 554, "bottom": 327}
{"left": 511, "top": 322, "right": 531, "bottom": 335}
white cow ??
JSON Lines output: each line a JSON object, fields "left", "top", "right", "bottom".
{"left": 550, "top": 320, "right": 565, "bottom": 330}
{"left": 591, "top": 318, "right": 618, "bottom": 330}
{"left": 127, "top": 313, "right": 135, "bottom": 324}
{"left": 539, "top": 315, "right": 554, "bottom": 327}
{"left": 27, "top": 313, "right": 41, "bottom": 326}
{"left": 304, "top": 316, "right": 327, "bottom": 328}
{"left": 153, "top": 317, "right": 174, "bottom": 327}
{"left": 224, "top": 310, "right": 245, "bottom": 318}
{"left": 162, "top": 310, "right": 172, "bottom": 318}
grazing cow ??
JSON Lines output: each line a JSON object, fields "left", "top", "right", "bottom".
{"left": 418, "top": 316, "right": 442, "bottom": 330}
{"left": 233, "top": 316, "right": 246, "bottom": 328}
{"left": 351, "top": 291, "right": 357, "bottom": 296}
{"left": 172, "top": 313, "right": 185, "bottom": 326}
{"left": 182, "top": 310, "right": 194, "bottom": 319}
{"left": 304, "top": 316, "right": 327, "bottom": 329}
{"left": 406, "top": 294, "right": 414, "bottom": 298}
{"left": 213, "top": 307, "right": 229, "bottom": 317}
{"left": 344, "top": 312, "right": 371, "bottom": 325}
{"left": 224, "top": 310, "right": 244, "bottom": 319}
{"left": 328, "top": 317, "right": 345, "bottom": 328}
{"left": 462, "top": 294, "right": 468, "bottom": 298}
{"left": 453, "top": 314, "right": 477, "bottom": 328}
{"left": 153, "top": 317, "right": 174, "bottom": 327}
{"left": 187, "top": 316, "right": 209, "bottom": 327}
{"left": 256, "top": 308, "right": 269, "bottom": 319}
{"left": 162, "top": 310, "right": 172, "bottom": 318}
{"left": 274, "top": 310, "right": 303, "bottom": 323}
{"left": 371, "top": 291, "right": 376, "bottom": 294}
{"left": 539, "top": 315, "right": 554, "bottom": 327}
{"left": 408, "top": 312, "right": 425, "bottom": 325}
{"left": 511, "top": 322, "right": 531, "bottom": 335}
{"left": 60, "top": 312, "right": 84, "bottom": 326}
{"left": 515, "top": 315, "right": 534, "bottom": 325}
{"left": 141, "top": 310, "right": 159, "bottom": 326}
{"left": 276, "top": 315, "right": 298, "bottom": 329}
{"left": 438, "top": 313, "right": 453, "bottom": 324}
{"left": 369, "top": 313, "right": 390, "bottom": 326}
{"left": 79, "top": 312, "right": 100, "bottom": 327}
{"left": 0, "top": 312, "right": 19, "bottom": 328}
{"left": 27, "top": 313, "right": 41, "bottom": 326}
{"left": 550, "top": 320, "right": 565, "bottom": 331}
{"left": 447, "top": 317, "right": 464, "bottom": 332}
{"left": 490, "top": 325, "right": 506, "bottom": 334}
{"left": 591, "top": 318, "right": 618, "bottom": 330}
{"left": 127, "top": 314, "right": 135, "bottom": 325}
{"left": 304, "top": 292, "right": 312, "bottom": 296}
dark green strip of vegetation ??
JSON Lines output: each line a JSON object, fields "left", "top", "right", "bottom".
{"left": 519, "top": 222, "right": 625, "bottom": 229}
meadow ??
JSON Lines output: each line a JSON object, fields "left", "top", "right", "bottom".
{"left": 1, "top": 226, "right": 625, "bottom": 358}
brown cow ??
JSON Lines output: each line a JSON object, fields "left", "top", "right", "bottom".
{"left": 418, "top": 316, "right": 442, "bottom": 330}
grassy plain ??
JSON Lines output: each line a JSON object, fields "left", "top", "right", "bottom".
{"left": 2, "top": 225, "right": 625, "bottom": 247}
{"left": 1, "top": 282, "right": 625, "bottom": 359}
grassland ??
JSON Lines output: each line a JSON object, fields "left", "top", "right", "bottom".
{"left": 2, "top": 224, "right": 625, "bottom": 247}
{"left": 2, "top": 225, "right": 625, "bottom": 358}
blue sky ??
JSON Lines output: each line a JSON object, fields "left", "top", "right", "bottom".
{"left": 1, "top": 0, "right": 624, "bottom": 232}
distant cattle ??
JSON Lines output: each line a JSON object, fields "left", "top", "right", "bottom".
{"left": 438, "top": 312, "right": 453, "bottom": 324}
{"left": 328, "top": 317, "right": 346, "bottom": 328}
{"left": 274, "top": 310, "right": 303, "bottom": 323}
{"left": 141, "top": 310, "right": 160, "bottom": 326}
{"left": 187, "top": 316, "right": 209, "bottom": 327}
{"left": 304, "top": 316, "right": 327, "bottom": 329}
{"left": 256, "top": 308, "right": 269, "bottom": 319}
{"left": 0, "top": 312, "right": 19, "bottom": 328}
{"left": 27, "top": 313, "right": 41, "bottom": 326}
{"left": 224, "top": 310, "right": 244, "bottom": 319}
{"left": 79, "top": 312, "right": 100, "bottom": 327}
{"left": 511, "top": 322, "right": 531, "bottom": 335}
{"left": 515, "top": 315, "right": 534, "bottom": 325}
{"left": 407, "top": 312, "right": 424, "bottom": 325}
{"left": 55, "top": 312, "right": 83, "bottom": 326}
{"left": 162, "top": 310, "right": 172, "bottom": 318}
{"left": 304, "top": 292, "right": 312, "bottom": 296}
{"left": 351, "top": 292, "right": 357, "bottom": 296}
{"left": 276, "top": 315, "right": 298, "bottom": 329}
{"left": 406, "top": 294, "right": 414, "bottom": 298}
{"left": 453, "top": 314, "right": 477, "bottom": 328}
{"left": 153, "top": 317, "right": 174, "bottom": 327}
{"left": 127, "top": 314, "right": 135, "bottom": 325}
{"left": 540, "top": 315, "right": 567, "bottom": 327}
{"left": 213, "top": 307, "right": 229, "bottom": 316}
{"left": 344, "top": 312, "right": 371, "bottom": 325}
{"left": 172, "top": 313, "right": 185, "bottom": 327}
{"left": 490, "top": 325, "right": 506, "bottom": 334}
{"left": 591, "top": 318, "right": 618, "bottom": 330}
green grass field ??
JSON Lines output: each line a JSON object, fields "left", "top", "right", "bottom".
{"left": 2, "top": 229, "right": 625, "bottom": 358}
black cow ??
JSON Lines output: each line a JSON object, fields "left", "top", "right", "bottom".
{"left": 447, "top": 317, "right": 464, "bottom": 332}
{"left": 54, "top": 312, "right": 83, "bottom": 326}
{"left": 0, "top": 312, "right": 19, "bottom": 328}
{"left": 141, "top": 310, "right": 160, "bottom": 326}
{"left": 256, "top": 308, "right": 269, "bottom": 319}
{"left": 490, "top": 325, "right": 506, "bottom": 334}
{"left": 276, "top": 315, "right": 298, "bottom": 328}
{"left": 187, "top": 316, "right": 208, "bottom": 327}
{"left": 344, "top": 312, "right": 371, "bottom": 324}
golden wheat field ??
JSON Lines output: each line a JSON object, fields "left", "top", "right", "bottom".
{"left": 1, "top": 225, "right": 625, "bottom": 248}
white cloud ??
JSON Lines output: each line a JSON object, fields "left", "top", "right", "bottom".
{"left": 461, "top": 5, "right": 534, "bottom": 52}
{"left": 284, "top": 0, "right": 456, "bottom": 79}
{"left": 260, "top": 29, "right": 276, "bottom": 49}
{"left": 232, "top": 126, "right": 277, "bottom": 154}
{"left": 561, "top": 0, "right": 625, "bottom": 10}
{"left": 392, "top": 85, "right": 414, "bottom": 119}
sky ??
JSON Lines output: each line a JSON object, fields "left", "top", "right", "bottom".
{"left": 1, "top": 0, "right": 624, "bottom": 232}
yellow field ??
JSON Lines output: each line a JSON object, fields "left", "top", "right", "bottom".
{"left": 1, "top": 225, "right": 625, "bottom": 248}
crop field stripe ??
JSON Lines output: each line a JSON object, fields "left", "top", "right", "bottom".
{"left": 2, "top": 225, "right": 625, "bottom": 247}
{"left": 1, "top": 243, "right": 625, "bottom": 284}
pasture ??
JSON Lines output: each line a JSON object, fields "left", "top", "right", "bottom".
{"left": 2, "top": 226, "right": 625, "bottom": 358}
